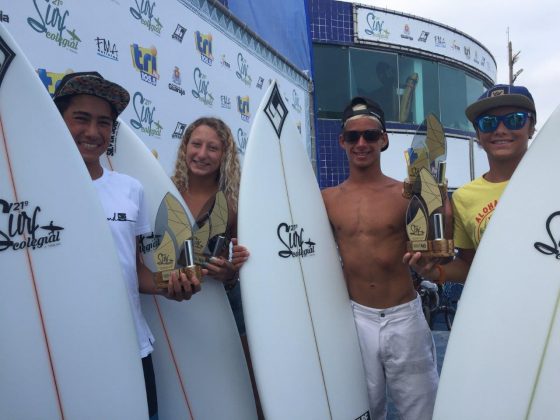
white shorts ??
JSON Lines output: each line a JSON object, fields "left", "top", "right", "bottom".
{"left": 352, "top": 295, "right": 438, "bottom": 420}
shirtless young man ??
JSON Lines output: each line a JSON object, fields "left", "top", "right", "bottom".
{"left": 322, "top": 97, "right": 438, "bottom": 420}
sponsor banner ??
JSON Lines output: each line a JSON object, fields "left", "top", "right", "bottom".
{"left": 0, "top": 0, "right": 311, "bottom": 173}
{"left": 355, "top": 6, "right": 496, "bottom": 82}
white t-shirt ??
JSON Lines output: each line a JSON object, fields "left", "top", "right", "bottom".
{"left": 93, "top": 169, "right": 154, "bottom": 358}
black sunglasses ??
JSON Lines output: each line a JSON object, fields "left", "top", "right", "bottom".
{"left": 343, "top": 129, "right": 384, "bottom": 144}
{"left": 475, "top": 112, "right": 532, "bottom": 133}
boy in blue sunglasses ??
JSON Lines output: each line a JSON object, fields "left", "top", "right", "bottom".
{"left": 405, "top": 84, "right": 536, "bottom": 284}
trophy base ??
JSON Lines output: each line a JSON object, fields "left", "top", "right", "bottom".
{"left": 154, "top": 265, "right": 203, "bottom": 289}
{"left": 406, "top": 239, "right": 455, "bottom": 258}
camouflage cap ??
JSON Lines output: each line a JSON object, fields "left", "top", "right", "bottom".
{"left": 53, "top": 71, "right": 130, "bottom": 116}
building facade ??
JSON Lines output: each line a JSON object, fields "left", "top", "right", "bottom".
{"left": 309, "top": 0, "right": 497, "bottom": 189}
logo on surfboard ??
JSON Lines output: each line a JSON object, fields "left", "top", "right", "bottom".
{"left": 0, "top": 199, "right": 64, "bottom": 252}
{"left": 264, "top": 84, "right": 288, "bottom": 137}
{"left": 0, "top": 34, "right": 15, "bottom": 85}
{"left": 277, "top": 223, "right": 315, "bottom": 258}
{"left": 534, "top": 211, "right": 560, "bottom": 260}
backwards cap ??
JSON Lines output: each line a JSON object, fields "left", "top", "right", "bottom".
{"left": 341, "top": 96, "right": 388, "bottom": 151}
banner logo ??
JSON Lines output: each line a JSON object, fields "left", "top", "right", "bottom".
{"left": 168, "top": 66, "right": 185, "bottom": 95}
{"left": 418, "top": 31, "right": 429, "bottom": 42}
{"left": 195, "top": 31, "right": 213, "bottom": 65}
{"left": 434, "top": 35, "right": 446, "bottom": 48}
{"left": 191, "top": 67, "right": 214, "bottom": 106}
{"left": 96, "top": 37, "right": 119, "bottom": 60}
{"left": 220, "top": 95, "right": 231, "bottom": 109}
{"left": 401, "top": 24, "right": 413, "bottom": 40}
{"left": 27, "top": 0, "right": 81, "bottom": 51}
{"left": 130, "top": 91, "right": 163, "bottom": 137}
{"left": 172, "top": 122, "right": 187, "bottom": 139}
{"left": 172, "top": 24, "right": 186, "bottom": 42}
{"left": 130, "top": 43, "right": 159, "bottom": 85}
{"left": 236, "top": 128, "right": 248, "bottom": 155}
{"left": 129, "top": 0, "right": 162, "bottom": 35}
{"left": 237, "top": 96, "right": 250, "bottom": 122}
{"left": 37, "top": 68, "right": 66, "bottom": 96}
{"left": 235, "top": 53, "right": 252, "bottom": 86}
{"left": 220, "top": 54, "right": 231, "bottom": 69}
{"left": 364, "top": 12, "right": 389, "bottom": 39}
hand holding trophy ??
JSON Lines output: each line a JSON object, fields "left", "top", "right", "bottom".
{"left": 403, "top": 114, "right": 454, "bottom": 259}
{"left": 150, "top": 192, "right": 202, "bottom": 289}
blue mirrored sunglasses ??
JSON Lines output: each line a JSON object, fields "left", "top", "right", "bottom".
{"left": 475, "top": 111, "right": 532, "bottom": 133}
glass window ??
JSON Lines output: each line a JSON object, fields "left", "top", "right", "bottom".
{"left": 465, "top": 74, "right": 485, "bottom": 118}
{"left": 349, "top": 48, "right": 399, "bottom": 122}
{"left": 439, "top": 65, "right": 483, "bottom": 131}
{"left": 313, "top": 44, "right": 349, "bottom": 118}
{"left": 397, "top": 56, "right": 439, "bottom": 125}
{"left": 313, "top": 42, "right": 486, "bottom": 131}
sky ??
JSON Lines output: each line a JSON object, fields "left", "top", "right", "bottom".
{"left": 339, "top": 0, "right": 559, "bottom": 127}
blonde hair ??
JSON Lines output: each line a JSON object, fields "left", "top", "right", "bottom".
{"left": 172, "top": 117, "right": 241, "bottom": 210}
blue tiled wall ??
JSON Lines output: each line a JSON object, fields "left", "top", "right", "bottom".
{"left": 309, "top": 0, "right": 353, "bottom": 188}
{"left": 309, "top": 0, "right": 353, "bottom": 44}
{"left": 316, "top": 119, "right": 349, "bottom": 188}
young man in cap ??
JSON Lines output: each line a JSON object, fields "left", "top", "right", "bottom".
{"left": 322, "top": 97, "right": 439, "bottom": 419}
{"left": 404, "top": 84, "right": 537, "bottom": 284}
{"left": 53, "top": 71, "right": 201, "bottom": 419}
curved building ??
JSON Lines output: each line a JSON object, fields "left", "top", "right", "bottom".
{"left": 310, "top": 0, "right": 496, "bottom": 189}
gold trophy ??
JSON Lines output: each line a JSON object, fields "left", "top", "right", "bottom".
{"left": 150, "top": 192, "right": 202, "bottom": 289}
{"left": 403, "top": 114, "right": 454, "bottom": 258}
{"left": 192, "top": 190, "right": 230, "bottom": 265}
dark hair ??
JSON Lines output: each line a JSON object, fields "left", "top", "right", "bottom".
{"left": 54, "top": 94, "right": 118, "bottom": 120}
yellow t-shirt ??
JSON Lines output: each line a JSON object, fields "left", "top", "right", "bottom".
{"left": 452, "top": 176, "right": 508, "bottom": 250}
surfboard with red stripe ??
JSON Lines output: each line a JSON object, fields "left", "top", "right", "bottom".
{"left": 101, "top": 120, "right": 257, "bottom": 420}
{"left": 0, "top": 24, "right": 148, "bottom": 419}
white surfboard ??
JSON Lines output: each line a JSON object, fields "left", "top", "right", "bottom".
{"left": 101, "top": 121, "right": 258, "bottom": 420}
{"left": 238, "top": 82, "right": 371, "bottom": 420}
{"left": 433, "top": 105, "right": 560, "bottom": 419}
{"left": 0, "top": 24, "right": 148, "bottom": 419}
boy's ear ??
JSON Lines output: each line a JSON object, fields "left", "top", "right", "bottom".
{"left": 338, "top": 133, "right": 345, "bottom": 149}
